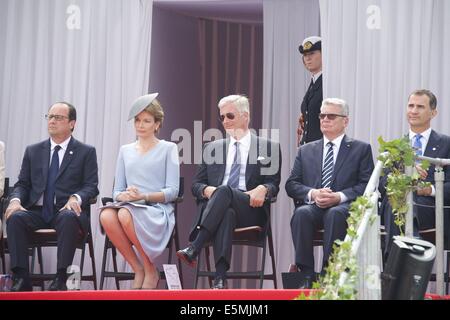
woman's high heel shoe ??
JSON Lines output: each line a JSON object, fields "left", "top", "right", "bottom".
{"left": 141, "top": 268, "right": 161, "bottom": 290}
{"left": 131, "top": 271, "right": 145, "bottom": 289}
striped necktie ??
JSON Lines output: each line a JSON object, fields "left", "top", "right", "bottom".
{"left": 321, "top": 142, "right": 334, "bottom": 188}
{"left": 227, "top": 142, "right": 241, "bottom": 189}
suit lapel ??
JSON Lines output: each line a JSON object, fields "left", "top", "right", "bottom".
{"left": 42, "top": 139, "right": 51, "bottom": 183}
{"left": 245, "top": 133, "right": 258, "bottom": 185}
{"left": 56, "top": 137, "right": 76, "bottom": 180}
{"left": 305, "top": 76, "right": 322, "bottom": 103}
{"left": 331, "top": 135, "right": 352, "bottom": 184}
{"left": 217, "top": 138, "right": 229, "bottom": 185}
{"left": 313, "top": 139, "right": 324, "bottom": 187}
{"left": 423, "top": 130, "right": 441, "bottom": 157}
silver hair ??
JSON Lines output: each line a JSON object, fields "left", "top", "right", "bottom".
{"left": 321, "top": 98, "right": 349, "bottom": 116}
{"left": 218, "top": 95, "right": 250, "bottom": 114}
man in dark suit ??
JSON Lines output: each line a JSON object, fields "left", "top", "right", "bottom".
{"left": 286, "top": 98, "right": 374, "bottom": 288}
{"left": 5, "top": 102, "right": 99, "bottom": 291}
{"left": 297, "top": 36, "right": 323, "bottom": 146}
{"left": 177, "top": 94, "right": 281, "bottom": 289}
{"left": 380, "top": 89, "right": 450, "bottom": 256}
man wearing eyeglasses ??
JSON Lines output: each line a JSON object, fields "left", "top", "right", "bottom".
{"left": 177, "top": 94, "right": 281, "bottom": 289}
{"left": 286, "top": 98, "right": 374, "bottom": 288}
{"left": 297, "top": 36, "right": 323, "bottom": 147}
{"left": 5, "top": 102, "right": 99, "bottom": 291}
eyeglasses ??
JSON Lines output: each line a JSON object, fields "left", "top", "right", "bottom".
{"left": 45, "top": 114, "right": 69, "bottom": 121}
{"left": 219, "top": 112, "right": 236, "bottom": 122}
{"left": 318, "top": 113, "right": 347, "bottom": 120}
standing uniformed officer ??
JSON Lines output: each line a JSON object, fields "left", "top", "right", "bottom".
{"left": 297, "top": 36, "right": 323, "bottom": 146}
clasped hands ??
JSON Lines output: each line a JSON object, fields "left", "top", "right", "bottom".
{"left": 117, "top": 186, "right": 146, "bottom": 202}
{"left": 311, "top": 188, "right": 341, "bottom": 208}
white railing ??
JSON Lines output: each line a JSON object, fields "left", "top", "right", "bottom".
{"left": 338, "top": 159, "right": 384, "bottom": 299}
{"left": 415, "top": 155, "right": 450, "bottom": 296}
{"left": 339, "top": 154, "right": 450, "bottom": 298}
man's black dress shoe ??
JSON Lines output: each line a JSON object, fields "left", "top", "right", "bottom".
{"left": 298, "top": 275, "right": 313, "bottom": 289}
{"left": 9, "top": 276, "right": 32, "bottom": 292}
{"left": 176, "top": 245, "right": 198, "bottom": 267}
{"left": 48, "top": 275, "right": 68, "bottom": 291}
{"left": 211, "top": 277, "right": 228, "bottom": 290}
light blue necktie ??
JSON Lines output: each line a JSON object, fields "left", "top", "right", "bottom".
{"left": 321, "top": 142, "right": 334, "bottom": 188}
{"left": 227, "top": 142, "right": 241, "bottom": 189}
{"left": 413, "top": 134, "right": 423, "bottom": 157}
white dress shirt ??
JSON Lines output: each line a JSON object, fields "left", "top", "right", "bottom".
{"left": 35, "top": 136, "right": 73, "bottom": 205}
{"left": 307, "top": 133, "right": 348, "bottom": 204}
{"left": 312, "top": 71, "right": 322, "bottom": 84}
{"left": 409, "top": 127, "right": 435, "bottom": 196}
{"left": 222, "top": 131, "right": 251, "bottom": 191}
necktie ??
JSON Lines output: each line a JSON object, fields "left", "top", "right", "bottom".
{"left": 413, "top": 134, "right": 423, "bottom": 157}
{"left": 321, "top": 142, "right": 334, "bottom": 188}
{"left": 42, "top": 145, "right": 61, "bottom": 222}
{"left": 227, "top": 142, "right": 241, "bottom": 189}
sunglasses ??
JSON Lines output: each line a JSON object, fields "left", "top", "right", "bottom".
{"left": 219, "top": 112, "right": 236, "bottom": 122}
{"left": 318, "top": 113, "right": 347, "bottom": 120}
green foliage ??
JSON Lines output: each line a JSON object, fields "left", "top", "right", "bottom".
{"left": 378, "top": 136, "right": 431, "bottom": 231}
{"left": 303, "top": 196, "right": 373, "bottom": 300}
{"left": 296, "top": 136, "right": 431, "bottom": 300}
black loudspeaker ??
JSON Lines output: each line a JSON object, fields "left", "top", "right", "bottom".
{"left": 382, "top": 236, "right": 436, "bottom": 300}
{"left": 281, "top": 272, "right": 304, "bottom": 289}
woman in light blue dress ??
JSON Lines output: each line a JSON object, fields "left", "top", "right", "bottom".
{"left": 100, "top": 93, "right": 179, "bottom": 289}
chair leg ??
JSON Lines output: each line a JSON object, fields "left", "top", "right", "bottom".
{"left": 37, "top": 247, "right": 45, "bottom": 291}
{"left": 99, "top": 236, "right": 109, "bottom": 290}
{"left": 1, "top": 248, "right": 5, "bottom": 274}
{"left": 111, "top": 246, "right": 120, "bottom": 290}
{"left": 205, "top": 247, "right": 213, "bottom": 288}
{"left": 268, "top": 231, "right": 277, "bottom": 289}
{"left": 259, "top": 239, "right": 268, "bottom": 289}
{"left": 194, "top": 248, "right": 201, "bottom": 289}
{"left": 88, "top": 235, "right": 97, "bottom": 290}
{"left": 79, "top": 242, "right": 86, "bottom": 291}
{"left": 173, "top": 230, "right": 184, "bottom": 288}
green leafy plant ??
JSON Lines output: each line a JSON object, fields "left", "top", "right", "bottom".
{"left": 297, "top": 196, "right": 373, "bottom": 300}
{"left": 378, "top": 136, "right": 430, "bottom": 231}
{"left": 296, "top": 136, "right": 431, "bottom": 300}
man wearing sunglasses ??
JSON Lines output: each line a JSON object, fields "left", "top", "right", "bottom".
{"left": 5, "top": 102, "right": 99, "bottom": 291}
{"left": 297, "top": 36, "right": 323, "bottom": 147}
{"left": 177, "top": 94, "right": 281, "bottom": 289}
{"left": 286, "top": 98, "right": 374, "bottom": 288}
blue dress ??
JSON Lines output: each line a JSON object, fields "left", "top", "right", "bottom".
{"left": 102, "top": 140, "right": 180, "bottom": 260}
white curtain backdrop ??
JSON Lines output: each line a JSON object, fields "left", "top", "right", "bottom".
{"left": 262, "top": 0, "right": 320, "bottom": 287}
{"left": 319, "top": 0, "right": 450, "bottom": 148}
{"left": 0, "top": 0, "right": 153, "bottom": 289}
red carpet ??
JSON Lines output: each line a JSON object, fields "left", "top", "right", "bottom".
{"left": 0, "top": 289, "right": 448, "bottom": 300}
{"left": 0, "top": 289, "right": 309, "bottom": 300}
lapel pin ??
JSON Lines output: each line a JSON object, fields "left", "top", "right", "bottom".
{"left": 69, "top": 151, "right": 73, "bottom": 155}
{"left": 432, "top": 147, "right": 436, "bottom": 151}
